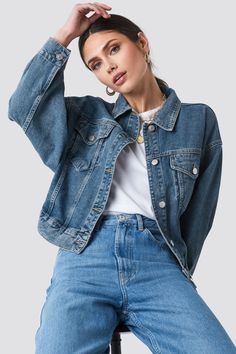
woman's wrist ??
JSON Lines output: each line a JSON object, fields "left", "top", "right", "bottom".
{"left": 52, "top": 28, "right": 74, "bottom": 48}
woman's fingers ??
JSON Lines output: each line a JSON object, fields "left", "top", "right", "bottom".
{"left": 79, "top": 3, "right": 110, "bottom": 15}
{"left": 86, "top": 3, "right": 112, "bottom": 18}
{"left": 88, "top": 12, "right": 103, "bottom": 24}
{"left": 53, "top": 2, "right": 113, "bottom": 44}
{"left": 86, "top": 3, "right": 112, "bottom": 24}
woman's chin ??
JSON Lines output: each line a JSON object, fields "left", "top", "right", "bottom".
{"left": 117, "top": 83, "right": 136, "bottom": 95}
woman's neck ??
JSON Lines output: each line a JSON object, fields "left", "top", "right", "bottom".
{"left": 123, "top": 72, "right": 165, "bottom": 113}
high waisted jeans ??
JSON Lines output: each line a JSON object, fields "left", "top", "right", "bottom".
{"left": 35, "top": 213, "right": 236, "bottom": 354}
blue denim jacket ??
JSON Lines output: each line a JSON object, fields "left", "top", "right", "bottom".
{"left": 8, "top": 37, "right": 223, "bottom": 286}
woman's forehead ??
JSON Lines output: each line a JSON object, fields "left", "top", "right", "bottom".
{"left": 86, "top": 30, "right": 127, "bottom": 44}
{"left": 83, "top": 31, "right": 129, "bottom": 62}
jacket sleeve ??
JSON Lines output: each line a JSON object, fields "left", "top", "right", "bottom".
{"left": 7, "top": 37, "right": 72, "bottom": 172}
{"left": 180, "top": 105, "right": 223, "bottom": 276}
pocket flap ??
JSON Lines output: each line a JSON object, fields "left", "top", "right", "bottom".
{"left": 75, "top": 121, "right": 114, "bottom": 145}
{"left": 170, "top": 153, "right": 200, "bottom": 179}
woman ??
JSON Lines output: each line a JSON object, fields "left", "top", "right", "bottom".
{"left": 8, "top": 2, "right": 236, "bottom": 353}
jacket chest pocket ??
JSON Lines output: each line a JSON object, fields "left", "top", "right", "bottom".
{"left": 69, "top": 120, "right": 114, "bottom": 172}
{"left": 170, "top": 152, "right": 201, "bottom": 213}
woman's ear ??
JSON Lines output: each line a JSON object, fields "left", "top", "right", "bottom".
{"left": 137, "top": 31, "right": 150, "bottom": 54}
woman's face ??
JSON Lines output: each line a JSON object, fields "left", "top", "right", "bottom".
{"left": 83, "top": 30, "right": 149, "bottom": 94}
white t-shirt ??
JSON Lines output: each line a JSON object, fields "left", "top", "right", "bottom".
{"left": 103, "top": 105, "right": 163, "bottom": 220}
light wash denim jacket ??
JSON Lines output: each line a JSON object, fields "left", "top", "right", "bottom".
{"left": 8, "top": 37, "right": 223, "bottom": 287}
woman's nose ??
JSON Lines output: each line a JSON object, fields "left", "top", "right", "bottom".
{"left": 106, "top": 62, "right": 117, "bottom": 73}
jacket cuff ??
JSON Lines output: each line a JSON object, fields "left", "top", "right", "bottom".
{"left": 38, "top": 37, "right": 71, "bottom": 67}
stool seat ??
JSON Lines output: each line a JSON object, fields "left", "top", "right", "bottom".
{"left": 114, "top": 323, "right": 130, "bottom": 333}
{"left": 111, "top": 323, "right": 130, "bottom": 354}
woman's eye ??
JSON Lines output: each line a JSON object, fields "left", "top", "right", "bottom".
{"left": 91, "top": 45, "right": 120, "bottom": 71}
{"left": 110, "top": 45, "right": 120, "bottom": 54}
{"left": 92, "top": 62, "right": 101, "bottom": 71}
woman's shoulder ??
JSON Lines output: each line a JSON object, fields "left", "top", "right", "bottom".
{"left": 180, "top": 102, "right": 222, "bottom": 146}
{"left": 181, "top": 101, "right": 219, "bottom": 125}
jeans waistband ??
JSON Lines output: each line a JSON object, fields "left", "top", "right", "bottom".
{"left": 95, "top": 212, "right": 158, "bottom": 231}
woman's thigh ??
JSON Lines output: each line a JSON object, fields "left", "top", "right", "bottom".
{"left": 124, "top": 227, "right": 236, "bottom": 354}
{"left": 35, "top": 247, "right": 121, "bottom": 354}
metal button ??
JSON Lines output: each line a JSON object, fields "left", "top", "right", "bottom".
{"left": 170, "top": 239, "right": 175, "bottom": 247}
{"left": 88, "top": 135, "right": 96, "bottom": 142}
{"left": 151, "top": 159, "right": 159, "bottom": 165}
{"left": 119, "top": 215, "right": 126, "bottom": 221}
{"left": 192, "top": 166, "right": 198, "bottom": 175}
{"left": 56, "top": 53, "right": 64, "bottom": 60}
{"left": 159, "top": 200, "right": 166, "bottom": 208}
{"left": 148, "top": 124, "right": 155, "bottom": 132}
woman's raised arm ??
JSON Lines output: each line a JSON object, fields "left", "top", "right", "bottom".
{"left": 7, "top": 3, "right": 112, "bottom": 172}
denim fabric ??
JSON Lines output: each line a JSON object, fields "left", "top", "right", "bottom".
{"left": 35, "top": 213, "right": 236, "bottom": 353}
{"left": 8, "top": 37, "right": 223, "bottom": 283}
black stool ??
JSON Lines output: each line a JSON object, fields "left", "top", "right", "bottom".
{"left": 110, "top": 323, "right": 130, "bottom": 354}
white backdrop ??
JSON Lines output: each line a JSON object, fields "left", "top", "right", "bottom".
{"left": 1, "top": 1, "right": 235, "bottom": 352}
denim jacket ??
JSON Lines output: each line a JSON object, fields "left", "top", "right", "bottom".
{"left": 8, "top": 37, "right": 223, "bottom": 287}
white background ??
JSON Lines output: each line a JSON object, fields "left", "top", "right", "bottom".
{"left": 1, "top": 0, "right": 235, "bottom": 352}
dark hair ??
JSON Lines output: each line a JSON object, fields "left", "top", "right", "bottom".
{"left": 78, "top": 14, "right": 168, "bottom": 88}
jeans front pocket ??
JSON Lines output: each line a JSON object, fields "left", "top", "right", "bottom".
{"left": 143, "top": 227, "right": 166, "bottom": 249}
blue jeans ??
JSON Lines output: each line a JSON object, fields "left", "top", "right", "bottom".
{"left": 35, "top": 213, "right": 236, "bottom": 353}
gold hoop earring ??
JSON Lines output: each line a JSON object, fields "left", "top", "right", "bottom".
{"left": 145, "top": 53, "right": 151, "bottom": 64}
{"left": 106, "top": 86, "right": 116, "bottom": 96}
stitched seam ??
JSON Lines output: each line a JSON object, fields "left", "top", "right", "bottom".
{"left": 206, "top": 139, "right": 222, "bottom": 151}
{"left": 22, "top": 65, "right": 60, "bottom": 133}
{"left": 128, "top": 311, "right": 162, "bottom": 353}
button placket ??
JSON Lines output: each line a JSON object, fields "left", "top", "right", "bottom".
{"left": 159, "top": 200, "right": 166, "bottom": 208}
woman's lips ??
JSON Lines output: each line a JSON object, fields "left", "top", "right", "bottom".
{"left": 114, "top": 72, "right": 127, "bottom": 86}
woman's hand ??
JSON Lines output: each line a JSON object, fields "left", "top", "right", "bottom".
{"left": 52, "top": 2, "right": 112, "bottom": 47}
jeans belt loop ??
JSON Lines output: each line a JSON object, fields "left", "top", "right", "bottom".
{"left": 136, "top": 214, "right": 144, "bottom": 231}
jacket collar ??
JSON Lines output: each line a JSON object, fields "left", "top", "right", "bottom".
{"left": 112, "top": 81, "right": 181, "bottom": 131}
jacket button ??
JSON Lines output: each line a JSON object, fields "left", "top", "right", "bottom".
{"left": 56, "top": 53, "right": 64, "bottom": 60}
{"left": 170, "top": 239, "right": 175, "bottom": 246}
{"left": 159, "top": 200, "right": 166, "bottom": 208}
{"left": 88, "top": 135, "right": 96, "bottom": 142}
{"left": 148, "top": 124, "right": 155, "bottom": 132}
{"left": 151, "top": 159, "right": 159, "bottom": 165}
{"left": 192, "top": 166, "right": 198, "bottom": 175}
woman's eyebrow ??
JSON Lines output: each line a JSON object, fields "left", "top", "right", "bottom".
{"left": 87, "top": 39, "right": 118, "bottom": 66}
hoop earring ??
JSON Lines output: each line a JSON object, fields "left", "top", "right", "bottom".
{"left": 106, "top": 86, "right": 116, "bottom": 96}
{"left": 145, "top": 53, "right": 151, "bottom": 64}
